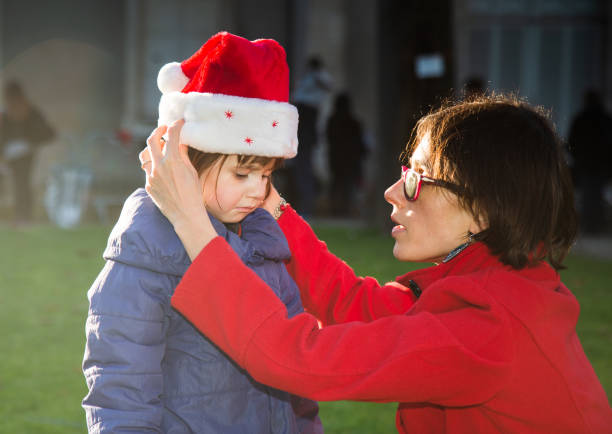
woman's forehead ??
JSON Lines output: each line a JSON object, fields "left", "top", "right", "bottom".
{"left": 410, "top": 134, "right": 432, "bottom": 169}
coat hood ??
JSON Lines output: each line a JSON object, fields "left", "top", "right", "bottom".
{"left": 103, "top": 188, "right": 290, "bottom": 276}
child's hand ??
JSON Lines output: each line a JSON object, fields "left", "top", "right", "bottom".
{"left": 142, "top": 119, "right": 217, "bottom": 259}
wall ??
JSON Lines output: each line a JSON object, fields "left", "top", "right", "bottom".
{"left": 453, "top": 0, "right": 607, "bottom": 137}
{"left": 0, "top": 0, "right": 127, "bottom": 216}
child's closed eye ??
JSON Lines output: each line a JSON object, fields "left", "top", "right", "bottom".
{"left": 234, "top": 166, "right": 273, "bottom": 182}
{"left": 234, "top": 171, "right": 249, "bottom": 179}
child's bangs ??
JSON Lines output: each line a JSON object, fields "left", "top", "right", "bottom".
{"left": 236, "top": 154, "right": 283, "bottom": 171}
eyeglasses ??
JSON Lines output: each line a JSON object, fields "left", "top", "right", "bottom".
{"left": 401, "top": 166, "right": 463, "bottom": 201}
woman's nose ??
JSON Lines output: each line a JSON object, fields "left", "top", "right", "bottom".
{"left": 384, "top": 178, "right": 405, "bottom": 205}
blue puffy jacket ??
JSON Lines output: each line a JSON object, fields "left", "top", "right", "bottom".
{"left": 82, "top": 189, "right": 322, "bottom": 433}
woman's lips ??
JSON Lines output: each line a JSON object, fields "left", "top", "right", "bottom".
{"left": 391, "top": 224, "right": 406, "bottom": 236}
{"left": 390, "top": 214, "right": 406, "bottom": 236}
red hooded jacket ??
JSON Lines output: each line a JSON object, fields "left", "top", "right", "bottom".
{"left": 172, "top": 207, "right": 612, "bottom": 433}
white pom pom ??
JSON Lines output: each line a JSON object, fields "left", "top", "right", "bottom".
{"left": 157, "top": 62, "right": 189, "bottom": 94}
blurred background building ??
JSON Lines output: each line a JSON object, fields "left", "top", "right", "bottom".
{"left": 0, "top": 0, "right": 609, "bottom": 227}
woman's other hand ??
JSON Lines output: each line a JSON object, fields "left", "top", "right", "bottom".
{"left": 142, "top": 119, "right": 217, "bottom": 259}
{"left": 261, "top": 184, "right": 282, "bottom": 217}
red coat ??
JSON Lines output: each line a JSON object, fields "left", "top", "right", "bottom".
{"left": 172, "top": 207, "right": 612, "bottom": 433}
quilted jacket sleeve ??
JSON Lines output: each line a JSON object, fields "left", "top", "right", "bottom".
{"left": 82, "top": 260, "right": 171, "bottom": 433}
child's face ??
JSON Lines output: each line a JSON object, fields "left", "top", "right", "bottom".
{"left": 200, "top": 155, "right": 274, "bottom": 223}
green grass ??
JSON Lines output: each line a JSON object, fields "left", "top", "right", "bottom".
{"left": 559, "top": 254, "right": 612, "bottom": 393}
{"left": 0, "top": 223, "right": 610, "bottom": 433}
{"left": 0, "top": 224, "right": 110, "bottom": 433}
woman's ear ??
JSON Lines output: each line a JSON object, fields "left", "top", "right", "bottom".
{"left": 469, "top": 213, "right": 488, "bottom": 235}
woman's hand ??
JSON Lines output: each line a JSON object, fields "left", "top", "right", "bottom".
{"left": 261, "top": 183, "right": 282, "bottom": 217}
{"left": 141, "top": 120, "right": 217, "bottom": 259}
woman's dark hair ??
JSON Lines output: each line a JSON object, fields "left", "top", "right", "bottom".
{"left": 187, "top": 147, "right": 282, "bottom": 199}
{"left": 402, "top": 94, "right": 577, "bottom": 270}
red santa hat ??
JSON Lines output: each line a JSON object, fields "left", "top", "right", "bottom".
{"left": 157, "top": 31, "right": 298, "bottom": 158}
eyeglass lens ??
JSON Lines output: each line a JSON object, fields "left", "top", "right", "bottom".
{"left": 404, "top": 170, "right": 419, "bottom": 200}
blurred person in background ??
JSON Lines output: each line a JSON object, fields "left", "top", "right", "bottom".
{"left": 143, "top": 95, "right": 612, "bottom": 433}
{"left": 290, "top": 56, "right": 333, "bottom": 217}
{"left": 0, "top": 81, "right": 55, "bottom": 225}
{"left": 568, "top": 89, "right": 612, "bottom": 234}
{"left": 325, "top": 92, "right": 368, "bottom": 217}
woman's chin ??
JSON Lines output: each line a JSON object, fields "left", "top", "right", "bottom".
{"left": 392, "top": 243, "right": 410, "bottom": 262}
{"left": 392, "top": 243, "right": 432, "bottom": 263}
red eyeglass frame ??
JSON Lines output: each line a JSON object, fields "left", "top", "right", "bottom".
{"left": 401, "top": 166, "right": 463, "bottom": 201}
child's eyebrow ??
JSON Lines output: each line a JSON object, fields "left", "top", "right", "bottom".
{"left": 239, "top": 162, "right": 276, "bottom": 170}
{"left": 237, "top": 163, "right": 261, "bottom": 169}
{"left": 236, "top": 163, "right": 272, "bottom": 171}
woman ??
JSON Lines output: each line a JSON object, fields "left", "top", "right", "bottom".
{"left": 142, "top": 95, "right": 612, "bottom": 433}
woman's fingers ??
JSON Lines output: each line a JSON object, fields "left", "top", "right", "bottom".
{"left": 261, "top": 183, "right": 282, "bottom": 216}
{"left": 165, "top": 119, "right": 185, "bottom": 159}
{"left": 140, "top": 120, "right": 217, "bottom": 258}
{"left": 146, "top": 125, "right": 167, "bottom": 164}
{"left": 138, "top": 148, "right": 151, "bottom": 165}
{"left": 178, "top": 142, "right": 191, "bottom": 167}
{"left": 139, "top": 148, "right": 152, "bottom": 176}
{"left": 142, "top": 119, "right": 198, "bottom": 218}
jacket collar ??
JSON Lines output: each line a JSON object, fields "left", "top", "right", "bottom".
{"left": 396, "top": 242, "right": 502, "bottom": 290}
{"left": 215, "top": 208, "right": 291, "bottom": 264}
{"left": 105, "top": 189, "right": 290, "bottom": 276}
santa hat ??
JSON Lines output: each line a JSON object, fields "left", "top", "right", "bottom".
{"left": 157, "top": 31, "right": 298, "bottom": 158}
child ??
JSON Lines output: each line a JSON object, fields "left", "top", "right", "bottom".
{"left": 82, "top": 32, "right": 322, "bottom": 433}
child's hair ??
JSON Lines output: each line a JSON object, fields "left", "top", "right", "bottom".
{"left": 402, "top": 93, "right": 577, "bottom": 270}
{"left": 188, "top": 147, "right": 283, "bottom": 198}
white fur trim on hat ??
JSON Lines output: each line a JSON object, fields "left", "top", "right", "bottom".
{"left": 158, "top": 92, "right": 299, "bottom": 158}
{"left": 157, "top": 62, "right": 190, "bottom": 94}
